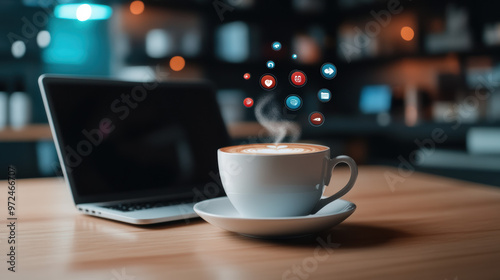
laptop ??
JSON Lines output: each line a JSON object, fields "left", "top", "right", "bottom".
{"left": 39, "top": 75, "right": 230, "bottom": 224}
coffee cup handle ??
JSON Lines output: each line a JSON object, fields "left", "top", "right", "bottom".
{"left": 311, "top": 155, "right": 358, "bottom": 214}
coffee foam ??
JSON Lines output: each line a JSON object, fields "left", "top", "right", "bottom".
{"left": 220, "top": 144, "right": 327, "bottom": 155}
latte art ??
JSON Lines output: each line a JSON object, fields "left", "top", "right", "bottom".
{"left": 220, "top": 143, "right": 327, "bottom": 155}
{"left": 242, "top": 145, "right": 306, "bottom": 154}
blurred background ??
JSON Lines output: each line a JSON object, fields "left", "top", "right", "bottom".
{"left": 1, "top": 0, "right": 499, "bottom": 185}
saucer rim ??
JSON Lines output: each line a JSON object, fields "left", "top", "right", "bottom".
{"left": 193, "top": 196, "right": 356, "bottom": 221}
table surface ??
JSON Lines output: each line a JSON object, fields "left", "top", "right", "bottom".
{"left": 1, "top": 166, "right": 500, "bottom": 280}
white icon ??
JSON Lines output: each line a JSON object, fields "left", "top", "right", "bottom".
{"left": 290, "top": 99, "right": 298, "bottom": 106}
{"left": 274, "top": 44, "right": 279, "bottom": 48}
{"left": 320, "top": 92, "right": 329, "bottom": 99}
{"left": 294, "top": 75, "right": 302, "bottom": 83}
{"left": 245, "top": 100, "right": 251, "bottom": 105}
{"left": 268, "top": 62, "right": 273, "bottom": 67}
{"left": 313, "top": 117, "right": 322, "bottom": 121}
{"left": 111, "top": 268, "right": 136, "bottom": 280}
{"left": 324, "top": 67, "right": 334, "bottom": 75}
{"left": 264, "top": 79, "right": 273, "bottom": 87}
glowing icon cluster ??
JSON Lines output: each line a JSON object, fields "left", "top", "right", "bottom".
{"left": 242, "top": 41, "right": 337, "bottom": 127}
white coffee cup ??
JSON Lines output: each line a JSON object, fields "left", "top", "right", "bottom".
{"left": 218, "top": 143, "right": 358, "bottom": 217}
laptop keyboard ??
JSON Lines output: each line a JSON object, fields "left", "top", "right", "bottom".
{"left": 103, "top": 199, "right": 193, "bottom": 212}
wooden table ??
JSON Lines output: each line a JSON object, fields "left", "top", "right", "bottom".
{"left": 1, "top": 166, "right": 500, "bottom": 279}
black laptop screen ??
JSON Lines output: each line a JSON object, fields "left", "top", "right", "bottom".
{"left": 41, "top": 77, "right": 230, "bottom": 204}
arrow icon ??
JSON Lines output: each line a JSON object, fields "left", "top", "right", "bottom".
{"left": 321, "top": 63, "right": 337, "bottom": 79}
{"left": 324, "top": 67, "right": 334, "bottom": 75}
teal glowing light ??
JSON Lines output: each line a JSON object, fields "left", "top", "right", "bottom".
{"left": 54, "top": 4, "right": 112, "bottom": 21}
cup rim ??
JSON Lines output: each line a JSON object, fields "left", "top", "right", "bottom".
{"left": 218, "top": 143, "right": 330, "bottom": 157}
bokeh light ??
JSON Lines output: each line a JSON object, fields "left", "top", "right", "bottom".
{"left": 401, "top": 26, "right": 415, "bottom": 41}
{"left": 146, "top": 29, "right": 171, "bottom": 58}
{"left": 76, "top": 4, "right": 92, "bottom": 21}
{"left": 130, "top": 1, "right": 145, "bottom": 15}
{"left": 36, "top": 30, "right": 51, "bottom": 48}
{"left": 169, "top": 56, "right": 185, "bottom": 71}
{"left": 11, "top": 41, "right": 26, "bottom": 58}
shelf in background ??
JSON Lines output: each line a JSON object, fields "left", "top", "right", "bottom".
{"left": 227, "top": 122, "right": 263, "bottom": 139}
{"left": 0, "top": 124, "right": 53, "bottom": 142}
{"left": 0, "top": 123, "right": 269, "bottom": 142}
{"left": 2, "top": 120, "right": 498, "bottom": 143}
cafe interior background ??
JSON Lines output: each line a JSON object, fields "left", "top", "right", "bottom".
{"left": 0, "top": 0, "right": 499, "bottom": 187}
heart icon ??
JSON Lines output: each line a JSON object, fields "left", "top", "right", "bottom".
{"left": 260, "top": 74, "right": 276, "bottom": 90}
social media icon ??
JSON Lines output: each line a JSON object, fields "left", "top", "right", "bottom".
{"left": 321, "top": 63, "right": 337, "bottom": 79}
{"left": 243, "top": 97, "right": 254, "bottom": 108}
{"left": 272, "top": 41, "right": 281, "bottom": 51}
{"left": 318, "top": 88, "right": 331, "bottom": 102}
{"left": 260, "top": 74, "right": 277, "bottom": 90}
{"left": 285, "top": 95, "right": 302, "bottom": 111}
{"left": 289, "top": 70, "right": 307, "bottom": 87}
{"left": 267, "top": 60, "right": 275, "bottom": 69}
{"left": 243, "top": 73, "right": 251, "bottom": 80}
{"left": 309, "top": 112, "right": 325, "bottom": 126}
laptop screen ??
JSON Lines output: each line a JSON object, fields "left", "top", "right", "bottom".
{"left": 41, "top": 76, "right": 230, "bottom": 204}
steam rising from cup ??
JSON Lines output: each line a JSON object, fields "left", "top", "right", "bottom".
{"left": 254, "top": 94, "right": 301, "bottom": 144}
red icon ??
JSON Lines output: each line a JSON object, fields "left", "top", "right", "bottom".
{"left": 243, "top": 97, "right": 254, "bottom": 108}
{"left": 309, "top": 112, "right": 325, "bottom": 126}
{"left": 290, "top": 70, "right": 307, "bottom": 87}
{"left": 243, "top": 73, "right": 251, "bottom": 80}
{"left": 260, "top": 74, "right": 277, "bottom": 90}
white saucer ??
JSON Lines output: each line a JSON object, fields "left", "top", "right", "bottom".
{"left": 193, "top": 197, "right": 356, "bottom": 238}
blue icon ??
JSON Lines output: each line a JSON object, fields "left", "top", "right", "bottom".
{"left": 318, "top": 88, "right": 331, "bottom": 102}
{"left": 267, "top": 60, "right": 275, "bottom": 69}
{"left": 321, "top": 63, "right": 337, "bottom": 79}
{"left": 285, "top": 95, "right": 302, "bottom": 111}
{"left": 292, "top": 54, "right": 297, "bottom": 59}
{"left": 272, "top": 41, "right": 281, "bottom": 51}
